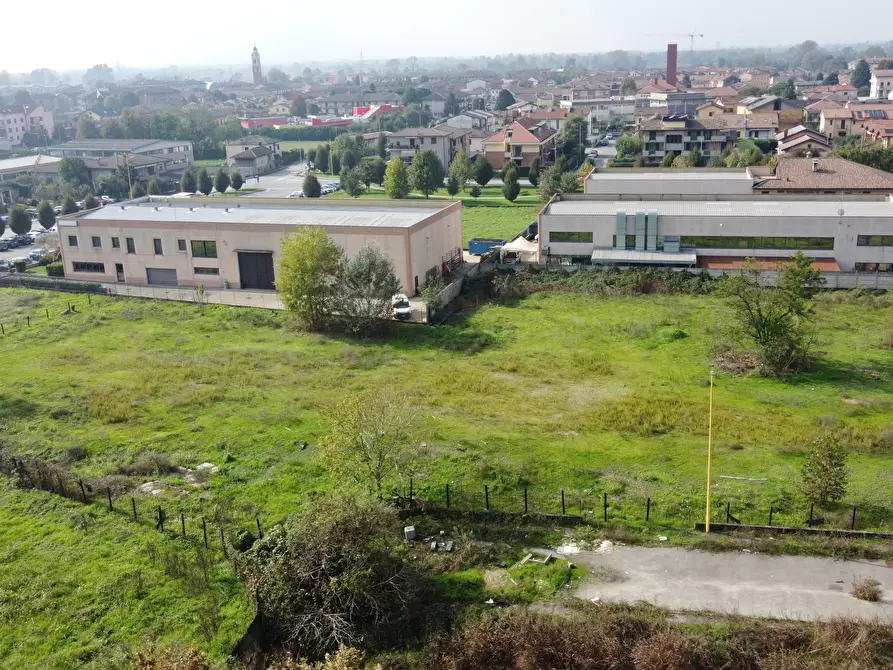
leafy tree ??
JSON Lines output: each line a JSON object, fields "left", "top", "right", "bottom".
{"left": 469, "top": 185, "right": 481, "bottom": 198}
{"left": 235, "top": 496, "right": 426, "bottom": 660}
{"left": 277, "top": 227, "right": 344, "bottom": 331}
{"left": 61, "top": 196, "right": 78, "bottom": 215}
{"left": 214, "top": 169, "right": 230, "bottom": 195}
{"left": 267, "top": 67, "right": 290, "bottom": 85}
{"left": 496, "top": 89, "right": 516, "bottom": 110}
{"left": 130, "top": 183, "right": 146, "bottom": 198}
{"left": 559, "top": 115, "right": 588, "bottom": 168}
{"left": 303, "top": 173, "right": 322, "bottom": 198}
{"left": 474, "top": 155, "right": 493, "bottom": 186}
{"left": 180, "top": 169, "right": 197, "bottom": 193}
{"left": 230, "top": 170, "right": 244, "bottom": 191}
{"left": 302, "top": 66, "right": 314, "bottom": 84}
{"left": 340, "top": 167, "right": 366, "bottom": 198}
{"left": 444, "top": 91, "right": 459, "bottom": 116}
{"left": 823, "top": 72, "right": 839, "bottom": 85}
{"left": 558, "top": 171, "right": 580, "bottom": 193}
{"left": 537, "top": 166, "right": 562, "bottom": 200}
{"left": 707, "top": 155, "right": 726, "bottom": 167}
{"left": 9, "top": 206, "right": 31, "bottom": 235}
{"left": 368, "top": 157, "right": 387, "bottom": 185}
{"left": 59, "top": 157, "right": 90, "bottom": 186}
{"left": 83, "top": 194, "right": 99, "bottom": 210}
{"left": 660, "top": 152, "right": 676, "bottom": 167}
{"left": 801, "top": 432, "right": 849, "bottom": 506}
{"left": 502, "top": 168, "right": 520, "bottom": 202}
{"left": 528, "top": 162, "right": 540, "bottom": 187}
{"left": 337, "top": 246, "right": 402, "bottom": 335}
{"left": 681, "top": 73, "right": 692, "bottom": 88}
{"left": 76, "top": 116, "right": 100, "bottom": 140}
{"left": 719, "top": 252, "right": 824, "bottom": 376}
{"left": 833, "top": 145, "right": 893, "bottom": 172}
{"left": 375, "top": 133, "right": 388, "bottom": 159}
{"left": 634, "top": 155, "right": 646, "bottom": 167}
{"left": 308, "top": 148, "right": 318, "bottom": 164}
{"left": 620, "top": 77, "right": 638, "bottom": 95}
{"left": 409, "top": 150, "right": 445, "bottom": 199}
{"left": 316, "top": 144, "right": 330, "bottom": 173}
{"left": 334, "top": 134, "right": 365, "bottom": 171}
{"left": 197, "top": 168, "right": 213, "bottom": 196}
{"left": 37, "top": 201, "right": 55, "bottom": 229}
{"left": 769, "top": 78, "right": 797, "bottom": 100}
{"left": 616, "top": 133, "right": 643, "bottom": 158}
{"left": 384, "top": 158, "right": 411, "bottom": 199}
{"left": 447, "top": 174, "right": 459, "bottom": 197}
{"left": 147, "top": 176, "right": 162, "bottom": 195}
{"left": 449, "top": 147, "right": 472, "bottom": 191}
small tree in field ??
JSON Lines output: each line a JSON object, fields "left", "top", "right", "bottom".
{"left": 409, "top": 149, "right": 445, "bottom": 199}
{"left": 474, "top": 155, "right": 493, "bottom": 186}
{"left": 302, "top": 173, "right": 322, "bottom": 198}
{"left": 801, "top": 432, "right": 849, "bottom": 506}
{"left": 37, "top": 201, "right": 55, "bottom": 229}
{"left": 502, "top": 167, "right": 520, "bottom": 202}
{"left": 449, "top": 147, "right": 472, "bottom": 192}
{"left": 147, "top": 177, "right": 162, "bottom": 195}
{"left": 384, "top": 157, "right": 411, "bottom": 199}
{"left": 337, "top": 245, "right": 402, "bottom": 335}
{"left": 322, "top": 391, "right": 418, "bottom": 499}
{"left": 276, "top": 227, "right": 344, "bottom": 331}
{"left": 340, "top": 167, "right": 366, "bottom": 198}
{"left": 197, "top": 168, "right": 213, "bottom": 196}
{"left": 180, "top": 169, "right": 197, "bottom": 193}
{"left": 9, "top": 206, "right": 31, "bottom": 235}
{"left": 214, "top": 169, "right": 230, "bottom": 194}
{"left": 469, "top": 185, "right": 481, "bottom": 198}
{"left": 447, "top": 174, "right": 459, "bottom": 197}
{"left": 231, "top": 170, "right": 244, "bottom": 191}
{"left": 61, "top": 196, "right": 77, "bottom": 215}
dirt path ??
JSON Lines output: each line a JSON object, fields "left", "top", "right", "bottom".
{"left": 563, "top": 544, "right": 893, "bottom": 621}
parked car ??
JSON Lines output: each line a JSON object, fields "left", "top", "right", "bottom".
{"left": 288, "top": 190, "right": 305, "bottom": 198}
{"left": 392, "top": 294, "right": 412, "bottom": 320}
{"left": 75, "top": 200, "right": 85, "bottom": 210}
{"left": 0, "top": 259, "right": 10, "bottom": 272}
{"left": 53, "top": 205, "right": 62, "bottom": 214}
{"left": 28, "top": 249, "right": 42, "bottom": 261}
{"left": 15, "top": 234, "right": 32, "bottom": 246}
{"left": 0, "top": 241, "right": 8, "bottom": 251}
{"left": 584, "top": 148, "right": 599, "bottom": 158}
{"left": 100, "top": 195, "right": 116, "bottom": 203}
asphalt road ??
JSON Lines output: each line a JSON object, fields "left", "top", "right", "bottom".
{"left": 243, "top": 164, "right": 340, "bottom": 199}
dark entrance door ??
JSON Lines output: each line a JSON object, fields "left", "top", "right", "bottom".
{"left": 238, "top": 252, "right": 275, "bottom": 289}
{"left": 115, "top": 263, "right": 125, "bottom": 282}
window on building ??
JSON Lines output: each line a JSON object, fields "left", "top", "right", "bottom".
{"left": 126, "top": 237, "right": 135, "bottom": 254}
{"left": 177, "top": 239, "right": 187, "bottom": 252}
{"left": 91, "top": 236, "right": 101, "bottom": 248}
{"left": 194, "top": 267, "right": 219, "bottom": 275}
{"left": 111, "top": 237, "right": 120, "bottom": 249}
{"left": 612, "top": 234, "right": 638, "bottom": 248}
{"left": 72, "top": 262, "right": 105, "bottom": 273}
{"left": 153, "top": 238, "right": 163, "bottom": 255}
{"left": 857, "top": 235, "right": 893, "bottom": 246}
{"left": 191, "top": 240, "right": 217, "bottom": 258}
{"left": 67, "top": 235, "right": 78, "bottom": 247}
{"left": 681, "top": 236, "right": 834, "bottom": 250}
{"left": 549, "top": 231, "right": 594, "bottom": 243}
{"left": 855, "top": 263, "right": 893, "bottom": 273}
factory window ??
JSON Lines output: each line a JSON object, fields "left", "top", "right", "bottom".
{"left": 613, "top": 234, "right": 637, "bottom": 248}
{"left": 153, "top": 238, "right": 163, "bottom": 255}
{"left": 72, "top": 262, "right": 105, "bottom": 273}
{"left": 681, "top": 236, "right": 834, "bottom": 250}
{"left": 857, "top": 235, "right": 893, "bottom": 246}
{"left": 191, "top": 240, "right": 218, "bottom": 258}
{"left": 92, "top": 236, "right": 101, "bottom": 248}
{"left": 855, "top": 263, "right": 893, "bottom": 273}
{"left": 126, "top": 237, "right": 135, "bottom": 253}
{"left": 550, "top": 231, "right": 593, "bottom": 243}
{"left": 111, "top": 237, "right": 120, "bottom": 249}
{"left": 67, "top": 236, "right": 78, "bottom": 247}
{"left": 178, "top": 239, "right": 187, "bottom": 251}
{"left": 194, "top": 267, "right": 219, "bottom": 275}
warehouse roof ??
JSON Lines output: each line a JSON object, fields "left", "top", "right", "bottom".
{"left": 546, "top": 198, "right": 893, "bottom": 217}
{"left": 588, "top": 171, "right": 751, "bottom": 182}
{"left": 67, "top": 200, "right": 446, "bottom": 229}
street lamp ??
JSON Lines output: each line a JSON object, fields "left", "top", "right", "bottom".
{"left": 704, "top": 369, "right": 716, "bottom": 532}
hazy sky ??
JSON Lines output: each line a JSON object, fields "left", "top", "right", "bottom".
{"left": 4, "top": 0, "right": 890, "bottom": 73}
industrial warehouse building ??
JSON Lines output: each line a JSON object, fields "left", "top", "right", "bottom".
{"left": 538, "top": 195, "right": 893, "bottom": 273}
{"left": 58, "top": 198, "right": 462, "bottom": 294}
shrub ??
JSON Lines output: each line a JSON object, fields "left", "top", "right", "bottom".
{"left": 851, "top": 576, "right": 882, "bottom": 602}
{"left": 63, "top": 445, "right": 87, "bottom": 462}
{"left": 13, "top": 260, "right": 26, "bottom": 273}
{"left": 469, "top": 185, "right": 481, "bottom": 198}
{"left": 46, "top": 261, "right": 64, "bottom": 277}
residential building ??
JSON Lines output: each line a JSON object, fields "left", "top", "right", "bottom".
{"left": 638, "top": 115, "right": 734, "bottom": 164}
{"left": 444, "top": 110, "right": 496, "bottom": 132}
{"left": 503, "top": 100, "right": 537, "bottom": 117}
{"left": 804, "top": 98, "right": 843, "bottom": 126}
{"left": 46, "top": 139, "right": 194, "bottom": 170}
{"left": 0, "top": 104, "right": 55, "bottom": 148}
{"left": 251, "top": 46, "right": 263, "bottom": 87}
{"left": 775, "top": 126, "right": 831, "bottom": 155}
{"left": 483, "top": 120, "right": 557, "bottom": 170}
{"left": 225, "top": 135, "right": 281, "bottom": 160}
{"left": 585, "top": 98, "right": 637, "bottom": 130}
{"left": 268, "top": 98, "right": 291, "bottom": 116}
{"left": 135, "top": 85, "right": 183, "bottom": 109}
{"left": 228, "top": 145, "right": 274, "bottom": 174}
{"left": 864, "top": 120, "right": 893, "bottom": 148}
{"left": 802, "top": 84, "right": 857, "bottom": 101}
{"left": 314, "top": 92, "right": 401, "bottom": 116}
{"left": 819, "top": 108, "right": 855, "bottom": 137}
{"left": 387, "top": 125, "right": 470, "bottom": 168}
{"left": 58, "top": 198, "right": 462, "bottom": 294}
{"left": 870, "top": 71, "right": 893, "bottom": 100}
{"left": 537, "top": 192, "right": 893, "bottom": 272}
{"left": 361, "top": 131, "right": 392, "bottom": 148}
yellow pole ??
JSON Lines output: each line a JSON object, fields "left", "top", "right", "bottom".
{"left": 705, "top": 369, "right": 715, "bottom": 532}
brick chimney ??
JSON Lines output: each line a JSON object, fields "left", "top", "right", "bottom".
{"left": 667, "top": 43, "right": 678, "bottom": 86}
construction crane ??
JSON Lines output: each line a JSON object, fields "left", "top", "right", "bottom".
{"left": 646, "top": 33, "right": 705, "bottom": 52}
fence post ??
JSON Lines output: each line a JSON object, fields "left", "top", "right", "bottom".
{"left": 646, "top": 497, "right": 651, "bottom": 522}
{"left": 484, "top": 485, "right": 489, "bottom": 511}
{"left": 726, "top": 502, "right": 731, "bottom": 523}
{"left": 180, "top": 513, "right": 186, "bottom": 537}
{"left": 851, "top": 506, "right": 857, "bottom": 530}
{"left": 132, "top": 497, "right": 138, "bottom": 521}
{"left": 202, "top": 518, "right": 208, "bottom": 548}
{"left": 220, "top": 527, "right": 228, "bottom": 558}
{"left": 409, "top": 478, "right": 413, "bottom": 506}
{"left": 26, "top": 316, "right": 30, "bottom": 327}
{"left": 524, "top": 487, "right": 528, "bottom": 514}
{"left": 256, "top": 516, "right": 264, "bottom": 539}
{"left": 78, "top": 480, "right": 88, "bottom": 504}
{"left": 808, "top": 503, "right": 814, "bottom": 527}
{"left": 1, "top": 324, "right": 4, "bottom": 335}
{"left": 561, "top": 489, "right": 566, "bottom": 516}
{"left": 88, "top": 294, "right": 91, "bottom": 306}
{"left": 445, "top": 483, "right": 450, "bottom": 509}
{"left": 157, "top": 506, "right": 165, "bottom": 532}
{"left": 106, "top": 488, "right": 113, "bottom": 512}
{"left": 603, "top": 493, "right": 608, "bottom": 522}
{"left": 45, "top": 308, "right": 49, "bottom": 319}
{"left": 769, "top": 506, "right": 773, "bottom": 526}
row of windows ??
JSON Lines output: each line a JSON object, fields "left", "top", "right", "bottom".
{"left": 72, "top": 262, "right": 105, "bottom": 273}
{"left": 549, "top": 231, "right": 593, "bottom": 243}
{"left": 680, "top": 236, "right": 835, "bottom": 250}
{"left": 855, "top": 263, "right": 893, "bottom": 273}
{"left": 857, "top": 235, "right": 893, "bottom": 247}
{"left": 67, "top": 236, "right": 217, "bottom": 258}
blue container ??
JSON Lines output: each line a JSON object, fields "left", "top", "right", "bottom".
{"left": 468, "top": 238, "right": 507, "bottom": 255}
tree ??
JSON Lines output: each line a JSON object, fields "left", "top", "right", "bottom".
{"left": 409, "top": 150, "right": 444, "bottom": 199}
{"left": 558, "top": 115, "right": 588, "bottom": 168}
{"left": 308, "top": 148, "right": 317, "bottom": 164}
{"left": 214, "top": 169, "right": 230, "bottom": 195}
{"left": 76, "top": 116, "right": 100, "bottom": 140}
{"left": 801, "top": 432, "right": 849, "bottom": 506}
{"left": 61, "top": 196, "right": 78, "bottom": 215}
{"left": 340, "top": 167, "right": 366, "bottom": 198}
{"left": 616, "top": 133, "right": 643, "bottom": 158}
{"left": 9, "top": 206, "right": 31, "bottom": 235}
{"left": 375, "top": 133, "right": 388, "bottom": 159}
{"left": 537, "top": 166, "right": 562, "bottom": 200}
{"left": 83, "top": 64, "right": 114, "bottom": 85}
{"left": 769, "top": 78, "right": 797, "bottom": 100}
{"left": 707, "top": 155, "right": 726, "bottom": 167}
{"left": 447, "top": 174, "right": 459, "bottom": 197}
{"left": 368, "top": 157, "right": 387, "bottom": 185}
{"left": 302, "top": 67, "right": 314, "bottom": 84}
{"left": 130, "top": 184, "right": 146, "bottom": 198}
{"left": 267, "top": 67, "right": 290, "bottom": 85}
{"left": 147, "top": 177, "right": 162, "bottom": 195}
{"left": 449, "top": 147, "right": 472, "bottom": 191}
{"left": 852, "top": 60, "right": 872, "bottom": 89}
{"left": 474, "top": 155, "right": 493, "bottom": 186}
{"left": 558, "top": 171, "right": 580, "bottom": 193}
{"left": 502, "top": 168, "right": 521, "bottom": 202}
{"left": 334, "top": 134, "right": 365, "bottom": 171}
{"left": 197, "top": 168, "right": 213, "bottom": 196}
{"left": 37, "top": 201, "right": 55, "bottom": 229}
{"left": 83, "top": 194, "right": 99, "bottom": 210}
{"left": 316, "top": 144, "right": 330, "bottom": 173}
{"left": 290, "top": 95, "right": 307, "bottom": 117}
{"left": 823, "top": 72, "right": 840, "bottom": 85}
{"left": 303, "top": 173, "right": 322, "bottom": 198}
{"left": 59, "top": 157, "right": 90, "bottom": 186}
{"left": 681, "top": 73, "right": 692, "bottom": 88}
{"left": 231, "top": 170, "right": 244, "bottom": 191}
{"left": 337, "top": 246, "right": 402, "bottom": 335}
{"left": 720, "top": 252, "right": 824, "bottom": 376}
{"left": 180, "top": 169, "right": 197, "bottom": 193}
{"left": 277, "top": 227, "right": 344, "bottom": 331}
{"left": 469, "top": 185, "right": 481, "bottom": 198}
{"left": 660, "top": 152, "right": 676, "bottom": 167}
{"left": 444, "top": 91, "right": 459, "bottom": 116}
{"left": 235, "top": 496, "right": 426, "bottom": 661}
{"left": 620, "top": 77, "right": 637, "bottom": 95}
{"left": 384, "top": 158, "right": 411, "bottom": 199}
{"left": 528, "top": 161, "right": 540, "bottom": 187}
{"left": 496, "top": 89, "right": 516, "bottom": 110}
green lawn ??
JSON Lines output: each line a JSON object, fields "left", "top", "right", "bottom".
{"left": 280, "top": 140, "right": 325, "bottom": 152}
{"left": 1, "top": 287, "right": 893, "bottom": 664}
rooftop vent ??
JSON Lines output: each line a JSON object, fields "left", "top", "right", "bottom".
{"left": 812, "top": 158, "right": 819, "bottom": 172}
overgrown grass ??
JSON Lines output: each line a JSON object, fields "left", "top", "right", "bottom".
{"left": 2, "top": 286, "right": 893, "bottom": 664}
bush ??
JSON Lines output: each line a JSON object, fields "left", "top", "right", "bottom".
{"left": 469, "top": 185, "right": 481, "bottom": 198}
{"left": 46, "top": 262, "right": 64, "bottom": 277}
{"left": 851, "top": 577, "right": 882, "bottom": 602}
{"left": 13, "top": 260, "right": 27, "bottom": 273}
{"left": 38, "top": 257, "right": 51, "bottom": 267}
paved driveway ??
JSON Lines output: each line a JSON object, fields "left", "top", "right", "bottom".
{"left": 242, "top": 164, "right": 340, "bottom": 199}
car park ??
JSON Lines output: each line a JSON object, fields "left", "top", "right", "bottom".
{"left": 0, "top": 241, "right": 9, "bottom": 251}
{"left": 15, "top": 234, "right": 32, "bottom": 246}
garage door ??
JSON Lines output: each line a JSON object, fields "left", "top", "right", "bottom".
{"left": 238, "top": 252, "right": 275, "bottom": 290}
{"left": 146, "top": 268, "right": 178, "bottom": 286}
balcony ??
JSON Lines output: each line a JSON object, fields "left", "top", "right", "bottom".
{"left": 389, "top": 148, "right": 418, "bottom": 160}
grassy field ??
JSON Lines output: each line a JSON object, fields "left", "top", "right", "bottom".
{"left": 279, "top": 140, "right": 325, "bottom": 152}
{"left": 1, "top": 287, "right": 892, "bottom": 665}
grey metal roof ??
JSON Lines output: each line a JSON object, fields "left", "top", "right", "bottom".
{"left": 47, "top": 139, "right": 189, "bottom": 152}
{"left": 588, "top": 172, "right": 751, "bottom": 182}
{"left": 547, "top": 199, "right": 893, "bottom": 218}
{"left": 591, "top": 249, "right": 697, "bottom": 264}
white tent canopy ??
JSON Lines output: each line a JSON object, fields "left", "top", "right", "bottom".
{"left": 499, "top": 236, "right": 538, "bottom": 263}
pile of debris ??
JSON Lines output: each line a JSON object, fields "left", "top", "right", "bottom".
{"left": 404, "top": 525, "right": 454, "bottom": 553}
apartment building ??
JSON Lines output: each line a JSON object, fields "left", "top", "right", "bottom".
{"left": 0, "top": 104, "right": 55, "bottom": 149}
{"left": 638, "top": 115, "right": 735, "bottom": 164}
{"left": 483, "top": 120, "right": 557, "bottom": 170}
{"left": 870, "top": 71, "right": 893, "bottom": 100}
{"left": 387, "top": 125, "right": 470, "bottom": 168}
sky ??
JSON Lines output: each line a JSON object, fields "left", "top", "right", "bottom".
{"left": 3, "top": 0, "right": 891, "bottom": 73}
